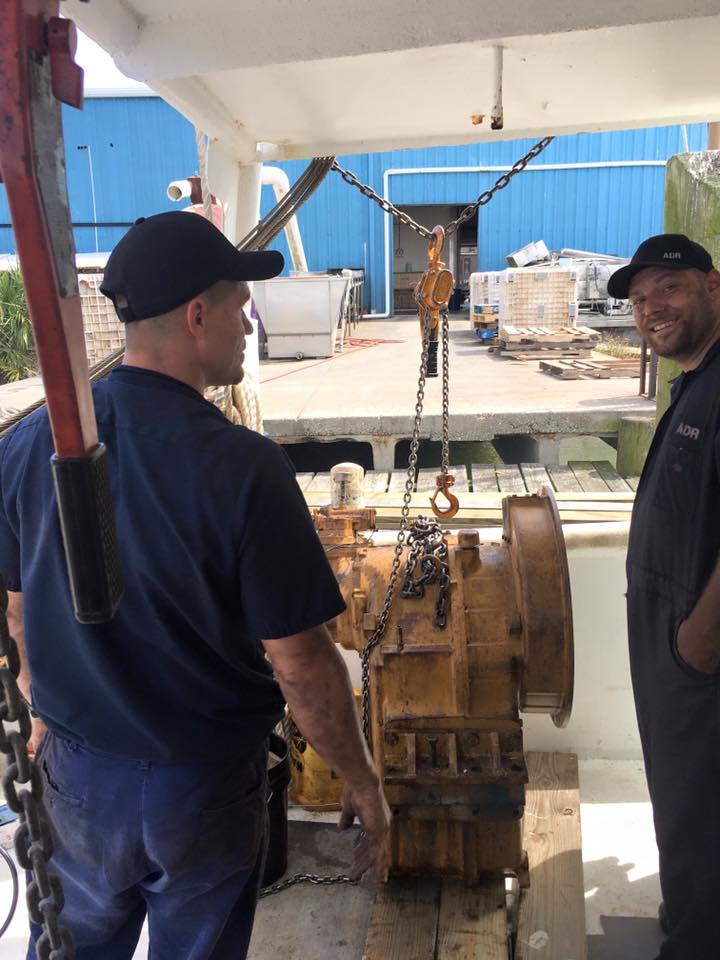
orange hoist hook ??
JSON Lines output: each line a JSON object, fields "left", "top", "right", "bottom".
{"left": 428, "top": 224, "right": 445, "bottom": 266}
{"left": 430, "top": 474, "right": 460, "bottom": 520}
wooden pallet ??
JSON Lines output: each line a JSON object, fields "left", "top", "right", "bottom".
{"left": 496, "top": 349, "right": 592, "bottom": 361}
{"left": 499, "top": 325, "right": 600, "bottom": 346}
{"left": 363, "top": 752, "right": 586, "bottom": 960}
{"left": 539, "top": 358, "right": 640, "bottom": 380}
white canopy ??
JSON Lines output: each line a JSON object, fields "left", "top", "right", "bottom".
{"left": 65, "top": 1, "right": 720, "bottom": 162}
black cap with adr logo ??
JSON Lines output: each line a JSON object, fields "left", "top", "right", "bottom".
{"left": 100, "top": 211, "right": 284, "bottom": 322}
{"left": 607, "top": 233, "right": 713, "bottom": 300}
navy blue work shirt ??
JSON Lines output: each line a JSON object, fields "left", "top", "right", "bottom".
{"left": 0, "top": 366, "right": 346, "bottom": 762}
{"left": 627, "top": 337, "right": 720, "bottom": 617}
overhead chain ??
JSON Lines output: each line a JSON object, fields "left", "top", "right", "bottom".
{"left": 0, "top": 580, "right": 74, "bottom": 959}
{"left": 331, "top": 135, "right": 555, "bottom": 240}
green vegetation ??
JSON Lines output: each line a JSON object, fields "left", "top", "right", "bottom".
{"left": 0, "top": 268, "right": 37, "bottom": 383}
{"left": 594, "top": 336, "right": 641, "bottom": 360}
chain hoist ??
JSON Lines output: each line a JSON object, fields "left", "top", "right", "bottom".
{"left": 263, "top": 136, "right": 555, "bottom": 899}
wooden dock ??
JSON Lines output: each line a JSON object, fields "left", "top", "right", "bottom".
{"left": 297, "top": 461, "right": 638, "bottom": 525}
{"left": 363, "top": 752, "right": 586, "bottom": 960}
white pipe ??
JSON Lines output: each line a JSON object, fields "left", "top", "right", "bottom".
{"left": 367, "top": 159, "right": 668, "bottom": 318}
{"left": 167, "top": 179, "right": 193, "bottom": 201}
{"left": 491, "top": 47, "right": 504, "bottom": 131}
{"left": 261, "top": 166, "right": 308, "bottom": 273}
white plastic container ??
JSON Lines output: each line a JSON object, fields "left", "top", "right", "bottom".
{"left": 253, "top": 274, "right": 350, "bottom": 359}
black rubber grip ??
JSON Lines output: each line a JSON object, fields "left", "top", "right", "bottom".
{"left": 51, "top": 444, "right": 124, "bottom": 623}
{"left": 427, "top": 339, "right": 439, "bottom": 377}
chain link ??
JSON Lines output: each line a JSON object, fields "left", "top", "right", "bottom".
{"left": 332, "top": 136, "right": 555, "bottom": 241}
{"left": 400, "top": 517, "right": 450, "bottom": 629}
{"left": 0, "top": 580, "right": 74, "bottom": 959}
{"left": 260, "top": 871, "right": 358, "bottom": 898}
{"left": 330, "top": 163, "right": 434, "bottom": 240}
{"left": 440, "top": 309, "right": 451, "bottom": 478}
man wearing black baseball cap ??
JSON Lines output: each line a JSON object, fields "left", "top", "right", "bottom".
{"left": 614, "top": 234, "right": 720, "bottom": 960}
{"left": 0, "top": 212, "right": 390, "bottom": 959}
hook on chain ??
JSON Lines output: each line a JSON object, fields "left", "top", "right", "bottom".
{"left": 430, "top": 474, "right": 459, "bottom": 520}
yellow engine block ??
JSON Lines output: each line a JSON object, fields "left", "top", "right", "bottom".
{"left": 313, "top": 486, "right": 573, "bottom": 884}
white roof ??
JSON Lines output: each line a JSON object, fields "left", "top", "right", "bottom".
{"left": 64, "top": 1, "right": 720, "bottom": 162}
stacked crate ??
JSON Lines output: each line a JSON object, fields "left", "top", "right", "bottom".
{"left": 78, "top": 273, "right": 125, "bottom": 365}
{"left": 469, "top": 271, "right": 502, "bottom": 339}
{"left": 496, "top": 267, "right": 578, "bottom": 330}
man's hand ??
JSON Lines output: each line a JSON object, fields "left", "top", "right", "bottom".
{"left": 676, "top": 618, "right": 720, "bottom": 674}
{"left": 339, "top": 777, "right": 391, "bottom": 882}
{"left": 28, "top": 716, "right": 47, "bottom": 756}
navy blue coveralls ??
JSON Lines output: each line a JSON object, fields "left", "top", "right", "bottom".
{"left": 0, "top": 366, "right": 345, "bottom": 960}
{"left": 626, "top": 339, "right": 720, "bottom": 960}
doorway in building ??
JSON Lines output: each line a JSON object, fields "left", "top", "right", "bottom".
{"left": 392, "top": 204, "right": 479, "bottom": 313}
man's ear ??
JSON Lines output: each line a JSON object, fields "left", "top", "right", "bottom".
{"left": 184, "top": 295, "right": 207, "bottom": 343}
{"left": 705, "top": 268, "right": 720, "bottom": 299}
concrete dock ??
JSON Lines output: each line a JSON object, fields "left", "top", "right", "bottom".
{"left": 260, "top": 316, "right": 654, "bottom": 468}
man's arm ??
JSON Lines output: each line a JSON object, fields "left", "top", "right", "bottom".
{"left": 677, "top": 557, "right": 720, "bottom": 673}
{"left": 6, "top": 590, "right": 46, "bottom": 750}
{"left": 263, "top": 625, "right": 390, "bottom": 881}
{"left": 7, "top": 590, "right": 29, "bottom": 700}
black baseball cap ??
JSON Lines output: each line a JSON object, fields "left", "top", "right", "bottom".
{"left": 101, "top": 212, "right": 284, "bottom": 322}
{"left": 607, "top": 233, "right": 713, "bottom": 300}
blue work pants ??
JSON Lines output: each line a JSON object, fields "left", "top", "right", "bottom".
{"left": 26, "top": 732, "right": 268, "bottom": 960}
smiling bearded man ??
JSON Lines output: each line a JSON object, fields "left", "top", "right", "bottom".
{"left": 608, "top": 235, "right": 720, "bottom": 960}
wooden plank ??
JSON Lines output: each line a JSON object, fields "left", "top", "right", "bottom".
{"left": 567, "top": 460, "right": 610, "bottom": 493}
{"left": 364, "top": 470, "right": 390, "bottom": 493}
{"left": 516, "top": 752, "right": 586, "bottom": 960}
{"left": 495, "top": 464, "right": 526, "bottom": 494}
{"left": 437, "top": 878, "right": 507, "bottom": 960}
{"left": 388, "top": 469, "right": 410, "bottom": 492}
{"left": 416, "top": 468, "right": 439, "bottom": 492}
{"left": 519, "top": 463, "right": 551, "bottom": 493}
{"left": 625, "top": 475, "right": 640, "bottom": 491}
{"left": 471, "top": 463, "right": 499, "bottom": 492}
{"left": 502, "top": 350, "right": 589, "bottom": 362}
{"left": 294, "top": 472, "right": 315, "bottom": 491}
{"left": 592, "top": 461, "right": 631, "bottom": 493}
{"left": 304, "top": 472, "right": 332, "bottom": 492}
{"left": 414, "top": 466, "right": 470, "bottom": 494}
{"left": 364, "top": 877, "right": 441, "bottom": 960}
{"left": 545, "top": 465, "right": 583, "bottom": 493}
{"left": 451, "top": 465, "right": 470, "bottom": 493}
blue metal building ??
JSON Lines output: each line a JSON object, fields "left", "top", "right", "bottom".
{"left": 0, "top": 95, "right": 707, "bottom": 313}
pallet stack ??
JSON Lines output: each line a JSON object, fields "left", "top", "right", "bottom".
{"left": 496, "top": 268, "right": 578, "bottom": 329}
{"left": 494, "top": 324, "right": 600, "bottom": 359}
{"left": 78, "top": 273, "right": 125, "bottom": 364}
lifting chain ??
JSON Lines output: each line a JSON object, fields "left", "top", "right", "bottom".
{"left": 359, "top": 310, "right": 432, "bottom": 741}
{"left": 331, "top": 135, "right": 555, "bottom": 240}
{"left": 0, "top": 580, "right": 74, "bottom": 959}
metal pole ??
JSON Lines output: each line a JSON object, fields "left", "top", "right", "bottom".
{"left": 639, "top": 338, "right": 648, "bottom": 396}
{"left": 77, "top": 144, "right": 99, "bottom": 252}
{"left": 648, "top": 350, "right": 658, "bottom": 401}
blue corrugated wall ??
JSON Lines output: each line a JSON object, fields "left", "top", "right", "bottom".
{"left": 0, "top": 96, "right": 707, "bottom": 313}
